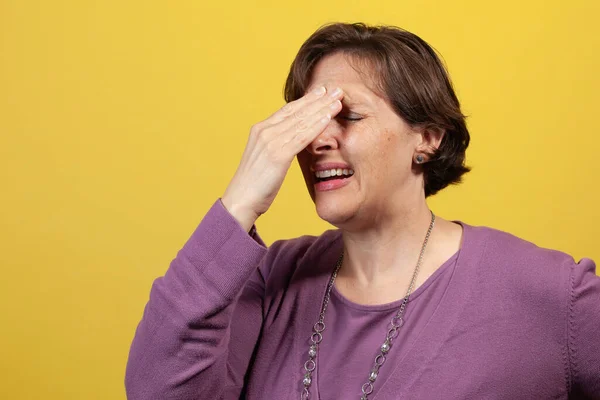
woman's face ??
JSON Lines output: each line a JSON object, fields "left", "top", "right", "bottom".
{"left": 297, "top": 52, "right": 428, "bottom": 229}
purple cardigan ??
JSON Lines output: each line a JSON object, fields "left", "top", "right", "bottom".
{"left": 125, "top": 200, "right": 600, "bottom": 399}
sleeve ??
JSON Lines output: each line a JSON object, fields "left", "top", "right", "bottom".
{"left": 568, "top": 258, "right": 600, "bottom": 399}
{"left": 125, "top": 199, "right": 269, "bottom": 400}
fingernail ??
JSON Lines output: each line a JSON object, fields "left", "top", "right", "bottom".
{"left": 313, "top": 86, "right": 326, "bottom": 96}
{"left": 320, "top": 114, "right": 331, "bottom": 123}
{"left": 330, "top": 87, "right": 342, "bottom": 97}
{"left": 330, "top": 100, "right": 341, "bottom": 110}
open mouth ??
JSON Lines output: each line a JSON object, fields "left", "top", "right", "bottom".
{"left": 314, "top": 168, "right": 354, "bottom": 183}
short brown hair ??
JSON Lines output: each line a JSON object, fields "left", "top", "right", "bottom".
{"left": 284, "top": 23, "right": 470, "bottom": 197}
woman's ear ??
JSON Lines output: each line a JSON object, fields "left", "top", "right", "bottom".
{"left": 415, "top": 126, "right": 445, "bottom": 157}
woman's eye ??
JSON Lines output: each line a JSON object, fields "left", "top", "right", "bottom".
{"left": 338, "top": 114, "right": 363, "bottom": 121}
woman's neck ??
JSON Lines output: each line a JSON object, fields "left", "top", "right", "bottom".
{"left": 339, "top": 198, "right": 435, "bottom": 288}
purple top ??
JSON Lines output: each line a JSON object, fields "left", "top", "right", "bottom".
{"left": 125, "top": 200, "right": 600, "bottom": 399}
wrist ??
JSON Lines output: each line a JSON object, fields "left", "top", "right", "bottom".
{"left": 220, "top": 196, "right": 258, "bottom": 232}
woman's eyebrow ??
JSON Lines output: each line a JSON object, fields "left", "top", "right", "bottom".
{"left": 341, "top": 91, "right": 376, "bottom": 108}
{"left": 340, "top": 92, "right": 357, "bottom": 104}
{"left": 341, "top": 97, "right": 370, "bottom": 109}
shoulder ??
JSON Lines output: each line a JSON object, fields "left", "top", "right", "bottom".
{"left": 460, "top": 223, "right": 598, "bottom": 324}
{"left": 464, "top": 222, "right": 579, "bottom": 274}
{"left": 459, "top": 222, "right": 590, "bottom": 307}
{"left": 459, "top": 223, "right": 600, "bottom": 395}
{"left": 257, "top": 229, "right": 342, "bottom": 283}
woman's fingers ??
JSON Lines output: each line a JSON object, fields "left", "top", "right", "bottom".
{"left": 272, "top": 87, "right": 344, "bottom": 132}
{"left": 260, "top": 87, "right": 344, "bottom": 157}
{"left": 267, "top": 86, "right": 343, "bottom": 126}
{"left": 221, "top": 86, "right": 344, "bottom": 229}
{"left": 280, "top": 98, "right": 342, "bottom": 154}
{"left": 266, "top": 86, "right": 326, "bottom": 124}
{"left": 245, "top": 87, "right": 337, "bottom": 150}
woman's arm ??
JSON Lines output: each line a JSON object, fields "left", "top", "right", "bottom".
{"left": 568, "top": 258, "right": 600, "bottom": 399}
{"left": 125, "top": 200, "right": 268, "bottom": 399}
{"left": 125, "top": 86, "right": 345, "bottom": 399}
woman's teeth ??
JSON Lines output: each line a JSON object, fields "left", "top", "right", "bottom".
{"left": 315, "top": 168, "right": 355, "bottom": 179}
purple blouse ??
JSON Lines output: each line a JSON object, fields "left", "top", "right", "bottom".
{"left": 125, "top": 200, "right": 600, "bottom": 399}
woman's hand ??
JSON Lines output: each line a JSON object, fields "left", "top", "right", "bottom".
{"left": 222, "top": 86, "right": 344, "bottom": 231}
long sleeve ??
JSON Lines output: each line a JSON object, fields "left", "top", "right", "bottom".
{"left": 125, "top": 200, "right": 268, "bottom": 399}
{"left": 568, "top": 258, "right": 600, "bottom": 399}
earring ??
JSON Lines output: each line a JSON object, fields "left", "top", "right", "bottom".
{"left": 415, "top": 154, "right": 425, "bottom": 164}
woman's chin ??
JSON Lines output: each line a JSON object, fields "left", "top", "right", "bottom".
{"left": 314, "top": 199, "right": 356, "bottom": 227}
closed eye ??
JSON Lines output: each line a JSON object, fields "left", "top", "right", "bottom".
{"left": 337, "top": 113, "right": 363, "bottom": 121}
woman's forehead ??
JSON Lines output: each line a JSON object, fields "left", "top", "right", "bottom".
{"left": 306, "top": 53, "right": 383, "bottom": 106}
{"left": 304, "top": 81, "right": 381, "bottom": 109}
{"left": 310, "top": 53, "right": 371, "bottom": 84}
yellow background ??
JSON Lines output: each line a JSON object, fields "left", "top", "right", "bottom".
{"left": 1, "top": 0, "right": 598, "bottom": 398}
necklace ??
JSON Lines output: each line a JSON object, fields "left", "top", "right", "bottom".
{"left": 300, "top": 211, "right": 436, "bottom": 400}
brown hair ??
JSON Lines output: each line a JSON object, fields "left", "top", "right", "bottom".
{"left": 284, "top": 23, "right": 470, "bottom": 197}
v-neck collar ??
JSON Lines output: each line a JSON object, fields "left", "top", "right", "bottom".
{"left": 296, "top": 222, "right": 486, "bottom": 400}
{"left": 372, "top": 221, "right": 486, "bottom": 399}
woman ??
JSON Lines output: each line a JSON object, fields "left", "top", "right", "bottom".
{"left": 125, "top": 23, "right": 600, "bottom": 399}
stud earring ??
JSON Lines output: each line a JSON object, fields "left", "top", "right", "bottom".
{"left": 415, "top": 154, "right": 425, "bottom": 164}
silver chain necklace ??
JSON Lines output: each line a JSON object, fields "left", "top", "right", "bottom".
{"left": 300, "top": 211, "right": 436, "bottom": 400}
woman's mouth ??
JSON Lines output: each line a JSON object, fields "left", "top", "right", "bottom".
{"left": 313, "top": 168, "right": 354, "bottom": 191}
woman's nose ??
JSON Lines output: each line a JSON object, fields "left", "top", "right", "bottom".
{"left": 305, "top": 123, "right": 340, "bottom": 155}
